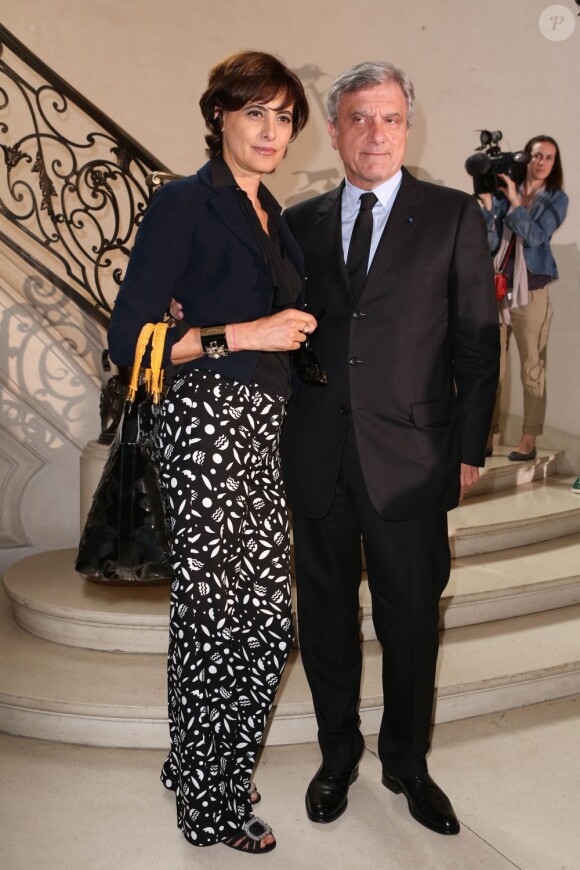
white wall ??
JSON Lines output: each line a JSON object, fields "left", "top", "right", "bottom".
{"left": 0, "top": 243, "right": 105, "bottom": 574}
{"left": 1, "top": 0, "right": 579, "bottom": 565}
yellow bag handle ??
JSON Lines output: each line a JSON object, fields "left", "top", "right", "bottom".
{"left": 149, "top": 321, "right": 169, "bottom": 404}
{"left": 127, "top": 321, "right": 169, "bottom": 404}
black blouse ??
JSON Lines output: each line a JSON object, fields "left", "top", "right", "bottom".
{"left": 212, "top": 159, "right": 302, "bottom": 400}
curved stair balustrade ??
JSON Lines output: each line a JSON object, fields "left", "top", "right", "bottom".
{"left": 0, "top": 24, "right": 172, "bottom": 323}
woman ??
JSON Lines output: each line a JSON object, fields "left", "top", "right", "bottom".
{"left": 108, "top": 51, "right": 314, "bottom": 853}
{"left": 481, "top": 135, "right": 568, "bottom": 460}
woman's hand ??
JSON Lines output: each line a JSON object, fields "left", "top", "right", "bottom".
{"left": 479, "top": 193, "right": 493, "bottom": 211}
{"left": 233, "top": 308, "right": 318, "bottom": 352}
{"left": 497, "top": 174, "right": 521, "bottom": 208}
{"left": 169, "top": 298, "right": 184, "bottom": 320}
{"left": 167, "top": 303, "right": 317, "bottom": 360}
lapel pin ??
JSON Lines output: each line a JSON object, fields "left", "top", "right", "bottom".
{"left": 407, "top": 217, "right": 414, "bottom": 223}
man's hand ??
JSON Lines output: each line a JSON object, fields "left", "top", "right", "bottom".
{"left": 460, "top": 463, "right": 479, "bottom": 501}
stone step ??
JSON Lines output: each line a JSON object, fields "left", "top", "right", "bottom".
{"left": 272, "top": 603, "right": 580, "bottom": 743}
{"left": 4, "top": 549, "right": 171, "bottom": 655}
{"left": 2, "top": 587, "right": 579, "bottom": 748}
{"left": 5, "top": 477, "right": 580, "bottom": 653}
{"left": 360, "top": 532, "right": 580, "bottom": 636}
{"left": 0, "top": 589, "right": 167, "bottom": 748}
{"left": 441, "top": 532, "right": 580, "bottom": 629}
{"left": 448, "top": 474, "right": 580, "bottom": 557}
{"left": 468, "top": 445, "right": 561, "bottom": 496}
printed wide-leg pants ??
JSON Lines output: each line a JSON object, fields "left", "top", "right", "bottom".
{"left": 156, "top": 371, "right": 292, "bottom": 846}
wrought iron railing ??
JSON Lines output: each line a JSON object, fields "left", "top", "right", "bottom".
{"left": 0, "top": 24, "right": 173, "bottom": 325}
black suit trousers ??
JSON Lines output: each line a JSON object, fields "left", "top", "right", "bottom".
{"left": 293, "top": 424, "right": 450, "bottom": 777}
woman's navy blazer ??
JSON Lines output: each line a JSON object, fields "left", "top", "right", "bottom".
{"left": 108, "top": 160, "right": 305, "bottom": 382}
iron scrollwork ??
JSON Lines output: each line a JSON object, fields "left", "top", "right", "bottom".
{"left": 0, "top": 25, "right": 171, "bottom": 318}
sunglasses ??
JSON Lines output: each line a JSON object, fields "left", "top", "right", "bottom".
{"left": 291, "top": 309, "right": 328, "bottom": 387}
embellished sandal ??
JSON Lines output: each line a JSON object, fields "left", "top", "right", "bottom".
{"left": 223, "top": 816, "right": 276, "bottom": 854}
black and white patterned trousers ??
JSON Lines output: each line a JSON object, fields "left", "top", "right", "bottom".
{"left": 157, "top": 370, "right": 292, "bottom": 847}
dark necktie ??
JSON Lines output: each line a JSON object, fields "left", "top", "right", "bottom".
{"left": 346, "top": 192, "right": 378, "bottom": 299}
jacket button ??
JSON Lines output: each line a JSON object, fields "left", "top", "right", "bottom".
{"left": 340, "top": 404, "right": 350, "bottom": 415}
{"left": 349, "top": 356, "right": 361, "bottom": 366}
{"left": 352, "top": 310, "right": 364, "bottom": 319}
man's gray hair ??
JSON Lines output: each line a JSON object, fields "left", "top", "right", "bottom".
{"left": 326, "top": 61, "right": 415, "bottom": 126}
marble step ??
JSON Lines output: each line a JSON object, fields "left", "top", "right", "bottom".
{"left": 5, "top": 530, "right": 580, "bottom": 654}
{"left": 448, "top": 474, "right": 580, "bottom": 557}
{"left": 362, "top": 531, "right": 580, "bottom": 634}
{"left": 272, "top": 604, "right": 580, "bottom": 744}
{"left": 1, "top": 587, "right": 579, "bottom": 748}
{"left": 0, "top": 589, "right": 167, "bottom": 749}
{"left": 441, "top": 532, "right": 580, "bottom": 628}
{"left": 468, "top": 445, "right": 561, "bottom": 496}
{"left": 4, "top": 549, "right": 172, "bottom": 655}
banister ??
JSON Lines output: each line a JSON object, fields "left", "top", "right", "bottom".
{"left": 0, "top": 25, "right": 170, "bottom": 179}
{"left": 0, "top": 24, "right": 173, "bottom": 321}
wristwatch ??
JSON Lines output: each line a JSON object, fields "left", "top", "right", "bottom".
{"left": 200, "top": 324, "right": 230, "bottom": 359}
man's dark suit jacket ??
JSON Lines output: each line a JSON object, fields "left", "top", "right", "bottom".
{"left": 281, "top": 168, "right": 499, "bottom": 522}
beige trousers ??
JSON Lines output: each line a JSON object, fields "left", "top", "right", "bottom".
{"left": 490, "top": 286, "right": 553, "bottom": 436}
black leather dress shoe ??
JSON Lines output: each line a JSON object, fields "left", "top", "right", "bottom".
{"left": 508, "top": 448, "right": 537, "bottom": 461}
{"left": 306, "top": 764, "right": 359, "bottom": 823}
{"left": 382, "top": 772, "right": 460, "bottom": 835}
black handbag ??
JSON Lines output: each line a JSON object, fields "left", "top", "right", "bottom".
{"left": 75, "top": 323, "right": 173, "bottom": 585}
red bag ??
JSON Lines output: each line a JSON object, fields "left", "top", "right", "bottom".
{"left": 494, "top": 273, "right": 507, "bottom": 300}
{"left": 494, "top": 235, "right": 515, "bottom": 302}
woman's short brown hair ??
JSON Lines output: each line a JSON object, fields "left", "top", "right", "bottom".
{"left": 199, "top": 51, "right": 309, "bottom": 158}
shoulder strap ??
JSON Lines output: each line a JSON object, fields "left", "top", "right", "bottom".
{"left": 497, "top": 234, "right": 516, "bottom": 274}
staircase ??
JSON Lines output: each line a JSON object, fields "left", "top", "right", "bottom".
{"left": 0, "top": 25, "right": 173, "bottom": 575}
{"left": 2, "top": 447, "right": 580, "bottom": 749}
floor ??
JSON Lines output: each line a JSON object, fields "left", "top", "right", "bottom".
{"left": 1, "top": 695, "right": 579, "bottom": 870}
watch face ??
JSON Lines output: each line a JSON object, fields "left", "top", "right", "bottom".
{"left": 204, "top": 339, "right": 229, "bottom": 359}
{"left": 200, "top": 326, "right": 229, "bottom": 359}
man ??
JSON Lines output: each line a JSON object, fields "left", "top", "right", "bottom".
{"left": 281, "top": 62, "right": 499, "bottom": 836}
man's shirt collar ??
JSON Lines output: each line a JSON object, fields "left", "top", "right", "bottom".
{"left": 343, "top": 170, "right": 403, "bottom": 215}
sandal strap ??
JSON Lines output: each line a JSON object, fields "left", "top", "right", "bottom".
{"left": 242, "top": 816, "right": 272, "bottom": 841}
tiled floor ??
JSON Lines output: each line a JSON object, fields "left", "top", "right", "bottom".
{"left": 1, "top": 695, "right": 579, "bottom": 870}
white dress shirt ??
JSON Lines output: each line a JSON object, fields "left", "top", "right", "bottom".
{"left": 341, "top": 170, "right": 403, "bottom": 272}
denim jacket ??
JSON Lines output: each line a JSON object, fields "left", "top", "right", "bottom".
{"left": 482, "top": 188, "right": 568, "bottom": 280}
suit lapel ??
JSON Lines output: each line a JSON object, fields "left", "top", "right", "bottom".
{"left": 279, "top": 220, "right": 305, "bottom": 277}
{"left": 313, "top": 183, "right": 354, "bottom": 305}
{"left": 317, "top": 171, "right": 428, "bottom": 306}
{"left": 364, "top": 168, "right": 426, "bottom": 288}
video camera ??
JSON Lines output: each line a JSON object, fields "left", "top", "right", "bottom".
{"left": 465, "top": 130, "right": 531, "bottom": 196}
